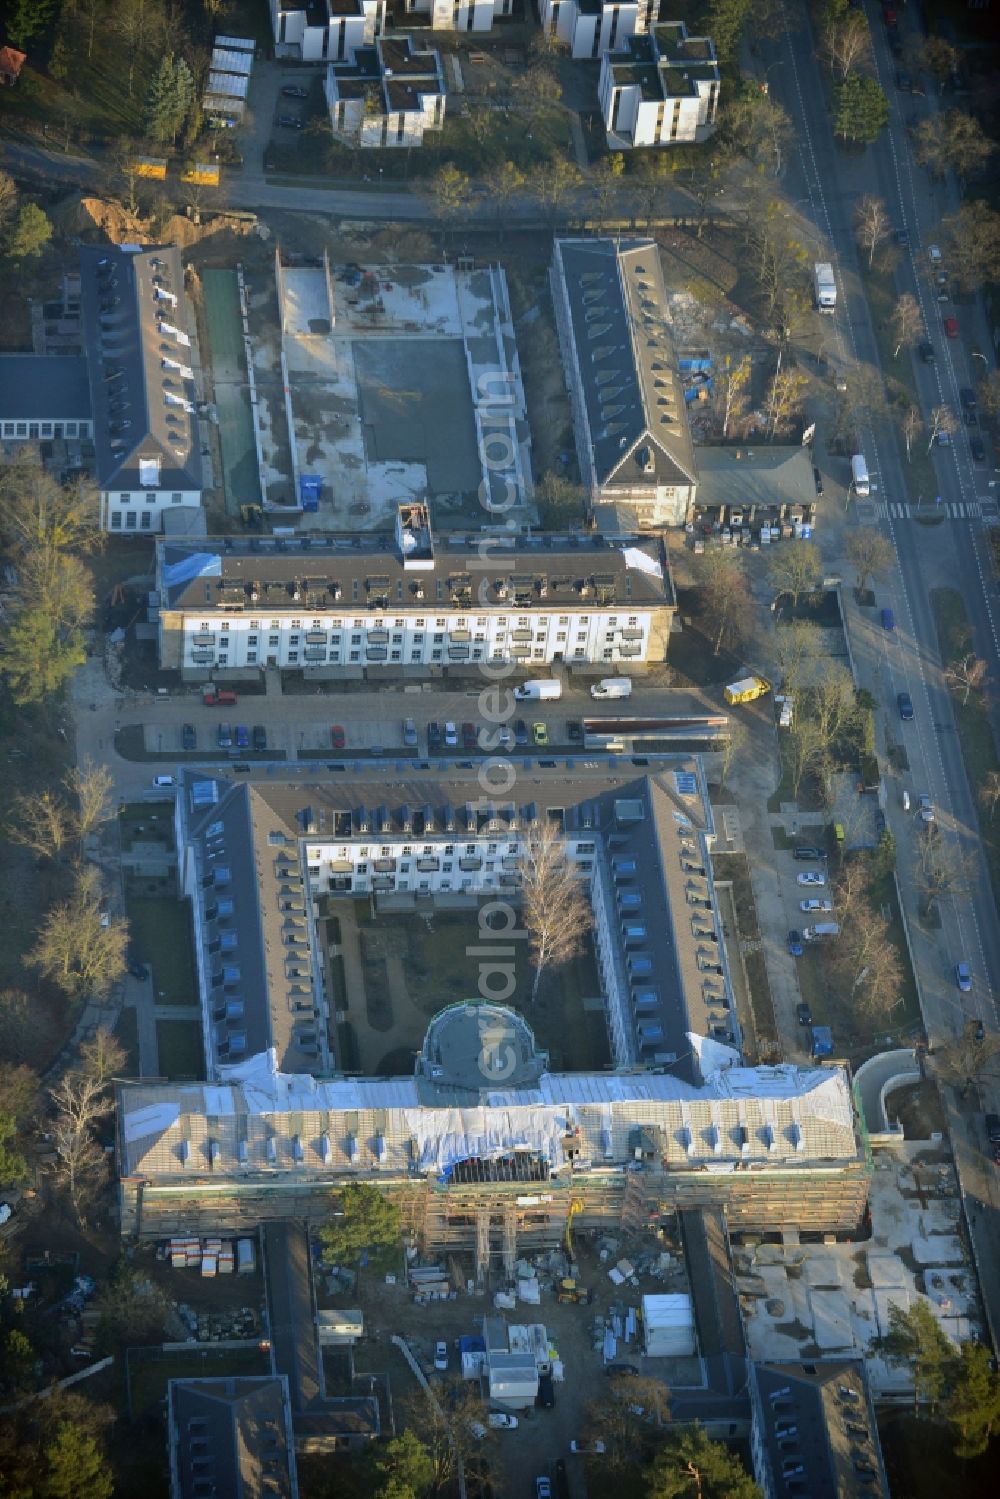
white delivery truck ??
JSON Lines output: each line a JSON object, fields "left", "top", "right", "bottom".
{"left": 590, "top": 677, "right": 632, "bottom": 700}
{"left": 850, "top": 454, "right": 870, "bottom": 496}
{"left": 814, "top": 262, "right": 837, "bottom": 313}
{"left": 803, "top": 923, "right": 840, "bottom": 941}
{"left": 513, "top": 679, "right": 562, "bottom": 701}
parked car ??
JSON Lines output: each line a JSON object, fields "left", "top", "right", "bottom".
{"left": 793, "top": 846, "right": 827, "bottom": 861}
{"left": 788, "top": 930, "right": 803, "bottom": 957}
{"left": 514, "top": 718, "right": 529, "bottom": 746}
{"left": 152, "top": 775, "right": 175, "bottom": 788}
{"left": 971, "top": 434, "right": 986, "bottom": 463}
{"left": 893, "top": 226, "right": 908, "bottom": 245}
{"left": 535, "top": 1481, "right": 552, "bottom": 1499}
{"left": 919, "top": 342, "right": 936, "bottom": 364}
{"left": 797, "top": 871, "right": 827, "bottom": 887}
{"left": 281, "top": 85, "right": 308, "bottom": 98}
{"left": 402, "top": 717, "right": 418, "bottom": 748}
{"left": 918, "top": 794, "right": 935, "bottom": 823}
{"left": 943, "top": 316, "right": 959, "bottom": 339}
{"left": 955, "top": 961, "right": 972, "bottom": 993}
{"left": 537, "top": 1373, "right": 556, "bottom": 1407}
{"left": 532, "top": 721, "right": 549, "bottom": 747}
{"left": 881, "top": 607, "right": 895, "bottom": 631}
{"left": 462, "top": 721, "right": 478, "bottom": 749}
{"left": 897, "top": 691, "right": 914, "bottom": 720}
{"left": 797, "top": 1002, "right": 813, "bottom": 1027}
{"left": 960, "top": 387, "right": 978, "bottom": 413}
{"left": 434, "top": 1341, "right": 448, "bottom": 1371}
{"left": 496, "top": 724, "right": 513, "bottom": 750}
{"left": 330, "top": 724, "right": 346, "bottom": 749}
{"left": 874, "top": 809, "right": 886, "bottom": 838}
{"left": 181, "top": 723, "right": 196, "bottom": 750}
{"left": 569, "top": 1441, "right": 606, "bottom": 1454}
{"left": 567, "top": 720, "right": 583, "bottom": 743}
{"left": 800, "top": 898, "right": 833, "bottom": 913}
{"left": 489, "top": 1413, "right": 518, "bottom": 1430}
{"left": 128, "top": 960, "right": 150, "bottom": 980}
{"left": 252, "top": 724, "right": 267, "bottom": 751}
{"left": 604, "top": 1363, "right": 639, "bottom": 1377}
{"left": 427, "top": 721, "right": 441, "bottom": 749}
{"left": 443, "top": 721, "right": 458, "bottom": 747}
{"left": 235, "top": 724, "right": 250, "bottom": 749}
{"left": 813, "top": 466, "right": 824, "bottom": 495}
{"left": 218, "top": 722, "right": 233, "bottom": 748}
{"left": 276, "top": 114, "right": 304, "bottom": 129}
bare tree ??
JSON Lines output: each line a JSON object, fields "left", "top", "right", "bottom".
{"left": 8, "top": 789, "right": 73, "bottom": 861}
{"left": 716, "top": 720, "right": 748, "bottom": 794}
{"left": 927, "top": 403, "right": 958, "bottom": 452}
{"left": 889, "top": 293, "right": 924, "bottom": 358}
{"left": 900, "top": 405, "right": 923, "bottom": 462}
{"left": 717, "top": 355, "right": 752, "bottom": 438}
{"left": 811, "top": 665, "right": 857, "bottom": 749}
{"left": 113, "top": 0, "right": 157, "bottom": 97}
{"left": 913, "top": 111, "right": 994, "bottom": 183}
{"left": 945, "top": 653, "right": 988, "bottom": 706}
{"left": 773, "top": 619, "right": 823, "bottom": 693}
{"left": 492, "top": 159, "right": 526, "bottom": 241}
{"left": 822, "top": 10, "right": 872, "bottom": 80}
{"left": 49, "top": 1031, "right": 126, "bottom": 1226}
{"left": 29, "top": 868, "right": 128, "bottom": 1001}
{"left": 592, "top": 152, "right": 624, "bottom": 222}
{"left": 855, "top": 193, "right": 891, "bottom": 268}
{"left": 65, "top": 760, "right": 114, "bottom": 843}
{"left": 943, "top": 200, "right": 1000, "bottom": 293}
{"left": 586, "top": 1375, "right": 671, "bottom": 1469}
{"left": 533, "top": 156, "right": 583, "bottom": 229}
{"left": 0, "top": 169, "right": 18, "bottom": 239}
{"left": 786, "top": 715, "right": 826, "bottom": 797}
{"left": 914, "top": 829, "right": 973, "bottom": 919}
{"left": 978, "top": 770, "right": 1000, "bottom": 822}
{"left": 519, "top": 820, "right": 593, "bottom": 1002}
{"left": 0, "top": 448, "right": 102, "bottom": 556}
{"left": 920, "top": 35, "right": 959, "bottom": 82}
{"left": 400, "top": 1381, "right": 495, "bottom": 1493}
{"left": 767, "top": 541, "right": 822, "bottom": 608}
{"left": 844, "top": 527, "right": 895, "bottom": 597}
{"left": 693, "top": 550, "right": 753, "bottom": 657}
{"left": 765, "top": 366, "right": 808, "bottom": 438}
{"left": 831, "top": 904, "right": 903, "bottom": 1023}
{"left": 831, "top": 363, "right": 887, "bottom": 448}
{"left": 931, "top": 1019, "right": 1000, "bottom": 1101}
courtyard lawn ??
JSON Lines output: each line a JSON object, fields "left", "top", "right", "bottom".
{"left": 155, "top": 1018, "right": 204, "bottom": 1081}
{"left": 352, "top": 906, "right": 608, "bottom": 1073}
{"left": 124, "top": 886, "right": 198, "bottom": 1006}
{"left": 128, "top": 1346, "right": 269, "bottom": 1422}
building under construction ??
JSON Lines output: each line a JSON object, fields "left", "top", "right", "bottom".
{"left": 117, "top": 1005, "right": 871, "bottom": 1278}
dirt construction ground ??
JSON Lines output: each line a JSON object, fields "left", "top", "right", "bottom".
{"left": 342, "top": 1235, "right": 684, "bottom": 1498}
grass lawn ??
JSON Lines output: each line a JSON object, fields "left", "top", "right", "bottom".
{"left": 114, "top": 1006, "right": 140, "bottom": 1077}
{"left": 931, "top": 587, "right": 1000, "bottom": 912}
{"left": 119, "top": 801, "right": 175, "bottom": 852}
{"left": 125, "top": 888, "right": 198, "bottom": 1005}
{"left": 351, "top": 905, "right": 608, "bottom": 1072}
{"left": 711, "top": 853, "right": 778, "bottom": 1053}
{"left": 127, "top": 1345, "right": 269, "bottom": 1422}
{"left": 156, "top": 1017, "right": 204, "bottom": 1080}
{"left": 860, "top": 261, "right": 940, "bottom": 506}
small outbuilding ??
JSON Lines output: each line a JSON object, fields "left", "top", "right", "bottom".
{"left": 642, "top": 1293, "right": 696, "bottom": 1357}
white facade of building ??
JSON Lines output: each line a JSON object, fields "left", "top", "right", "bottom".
{"left": 540, "top": 0, "right": 657, "bottom": 61}
{"left": 325, "top": 37, "right": 446, "bottom": 148}
{"left": 105, "top": 485, "right": 202, "bottom": 533}
{"left": 271, "top": 0, "right": 386, "bottom": 62}
{"left": 599, "top": 23, "right": 720, "bottom": 150}
{"left": 401, "top": 0, "right": 512, "bottom": 31}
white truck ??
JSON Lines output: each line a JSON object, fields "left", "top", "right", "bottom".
{"left": 590, "top": 677, "right": 632, "bottom": 700}
{"left": 850, "top": 454, "right": 870, "bottom": 496}
{"left": 814, "top": 262, "right": 837, "bottom": 313}
{"left": 513, "top": 679, "right": 562, "bottom": 701}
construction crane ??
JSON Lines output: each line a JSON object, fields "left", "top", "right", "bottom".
{"left": 563, "top": 1198, "right": 584, "bottom": 1257}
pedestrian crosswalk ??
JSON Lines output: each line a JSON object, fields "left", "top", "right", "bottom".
{"left": 871, "top": 500, "right": 986, "bottom": 521}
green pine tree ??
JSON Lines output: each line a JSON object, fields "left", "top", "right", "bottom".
{"left": 832, "top": 73, "right": 889, "bottom": 144}
{"left": 146, "top": 55, "right": 182, "bottom": 147}
{"left": 0, "top": 608, "right": 85, "bottom": 705}
{"left": 42, "top": 1421, "right": 114, "bottom": 1499}
{"left": 6, "top": 202, "right": 52, "bottom": 260}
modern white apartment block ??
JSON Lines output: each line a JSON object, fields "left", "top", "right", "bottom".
{"left": 600, "top": 21, "right": 720, "bottom": 149}
{"left": 399, "top": 0, "right": 512, "bottom": 31}
{"left": 270, "top": 0, "right": 386, "bottom": 62}
{"left": 155, "top": 503, "right": 674, "bottom": 676}
{"left": 540, "top": 0, "right": 657, "bottom": 61}
{"left": 325, "top": 36, "right": 445, "bottom": 147}
{"left": 80, "top": 245, "right": 202, "bottom": 534}
{"left": 550, "top": 239, "right": 698, "bottom": 528}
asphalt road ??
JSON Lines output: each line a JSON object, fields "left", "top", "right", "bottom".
{"left": 765, "top": 4, "right": 1000, "bottom": 1340}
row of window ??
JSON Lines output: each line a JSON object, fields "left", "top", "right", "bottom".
{"left": 118, "top": 492, "right": 185, "bottom": 505}
{"left": 2, "top": 421, "right": 91, "bottom": 439}
{"left": 194, "top": 646, "right": 625, "bottom": 664}
{"left": 198, "top": 616, "right": 643, "bottom": 630}
{"left": 316, "top": 842, "right": 596, "bottom": 859}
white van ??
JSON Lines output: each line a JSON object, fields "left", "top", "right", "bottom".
{"left": 590, "top": 677, "right": 632, "bottom": 700}
{"left": 850, "top": 454, "right": 870, "bottom": 496}
{"left": 151, "top": 775, "right": 176, "bottom": 788}
{"left": 803, "top": 923, "right": 840, "bottom": 941}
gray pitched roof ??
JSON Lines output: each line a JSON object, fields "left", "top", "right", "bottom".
{"left": 693, "top": 444, "right": 816, "bottom": 511}
{"left": 554, "top": 238, "right": 698, "bottom": 493}
{"left": 752, "top": 1361, "right": 888, "bottom": 1498}
{"left": 0, "top": 355, "right": 92, "bottom": 421}
{"left": 79, "top": 244, "right": 202, "bottom": 494}
{"left": 168, "top": 1375, "right": 298, "bottom": 1499}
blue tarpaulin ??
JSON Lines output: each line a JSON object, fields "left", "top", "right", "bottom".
{"left": 161, "top": 552, "right": 223, "bottom": 588}
{"left": 300, "top": 474, "right": 322, "bottom": 511}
